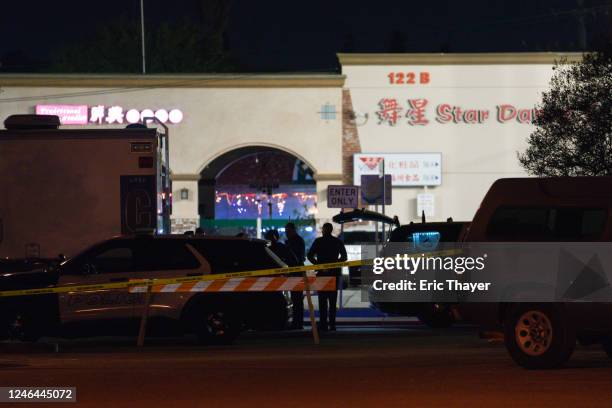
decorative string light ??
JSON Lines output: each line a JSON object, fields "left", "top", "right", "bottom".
{"left": 215, "top": 191, "right": 317, "bottom": 218}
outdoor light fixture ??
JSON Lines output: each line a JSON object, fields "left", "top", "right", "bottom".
{"left": 180, "top": 188, "right": 189, "bottom": 200}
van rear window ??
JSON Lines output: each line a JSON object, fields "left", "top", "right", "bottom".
{"left": 487, "top": 207, "right": 607, "bottom": 241}
{"left": 389, "top": 224, "right": 464, "bottom": 243}
{"left": 411, "top": 231, "right": 441, "bottom": 251}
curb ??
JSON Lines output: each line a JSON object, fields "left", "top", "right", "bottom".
{"left": 0, "top": 341, "right": 59, "bottom": 353}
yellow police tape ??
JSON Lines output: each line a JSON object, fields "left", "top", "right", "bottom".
{"left": 0, "top": 249, "right": 462, "bottom": 298}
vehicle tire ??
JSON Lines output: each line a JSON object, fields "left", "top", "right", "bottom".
{"left": 192, "top": 306, "right": 241, "bottom": 345}
{"left": 4, "top": 311, "right": 42, "bottom": 342}
{"left": 504, "top": 303, "right": 575, "bottom": 369}
{"left": 417, "top": 303, "right": 455, "bottom": 328}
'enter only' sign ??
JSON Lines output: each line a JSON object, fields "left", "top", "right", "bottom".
{"left": 327, "top": 185, "right": 360, "bottom": 208}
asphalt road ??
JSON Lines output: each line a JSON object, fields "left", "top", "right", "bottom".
{"left": 2, "top": 326, "right": 612, "bottom": 407}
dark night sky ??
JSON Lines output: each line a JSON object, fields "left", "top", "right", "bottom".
{"left": 1, "top": 0, "right": 611, "bottom": 72}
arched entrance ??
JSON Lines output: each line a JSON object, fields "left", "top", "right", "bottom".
{"left": 198, "top": 146, "right": 317, "bottom": 244}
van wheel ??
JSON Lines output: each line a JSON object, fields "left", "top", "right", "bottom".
{"left": 192, "top": 307, "right": 241, "bottom": 345}
{"left": 417, "top": 303, "right": 455, "bottom": 328}
{"left": 504, "top": 304, "right": 575, "bottom": 369}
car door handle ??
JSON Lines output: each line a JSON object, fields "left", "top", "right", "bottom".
{"left": 109, "top": 277, "right": 129, "bottom": 282}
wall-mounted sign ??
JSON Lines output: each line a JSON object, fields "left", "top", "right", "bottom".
{"left": 327, "top": 185, "right": 359, "bottom": 208}
{"left": 354, "top": 153, "right": 442, "bottom": 187}
{"left": 35, "top": 105, "right": 184, "bottom": 125}
{"left": 375, "top": 98, "right": 537, "bottom": 126}
{"left": 35, "top": 105, "right": 88, "bottom": 125}
{"left": 361, "top": 175, "right": 392, "bottom": 205}
{"left": 386, "top": 71, "right": 430, "bottom": 85}
{"left": 90, "top": 106, "right": 183, "bottom": 125}
{"left": 416, "top": 193, "right": 435, "bottom": 218}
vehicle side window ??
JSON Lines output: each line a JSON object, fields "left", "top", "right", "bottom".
{"left": 90, "top": 246, "right": 134, "bottom": 273}
{"left": 487, "top": 207, "right": 607, "bottom": 241}
{"left": 136, "top": 240, "right": 200, "bottom": 271}
{"left": 487, "top": 208, "right": 551, "bottom": 240}
{"left": 193, "top": 240, "right": 278, "bottom": 272}
{"left": 582, "top": 209, "right": 608, "bottom": 235}
{"left": 554, "top": 208, "right": 607, "bottom": 239}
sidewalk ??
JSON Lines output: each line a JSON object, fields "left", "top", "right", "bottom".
{"left": 303, "top": 288, "right": 420, "bottom": 325}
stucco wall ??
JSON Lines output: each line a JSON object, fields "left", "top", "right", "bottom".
{"left": 340, "top": 55, "right": 580, "bottom": 224}
{"left": 0, "top": 78, "right": 344, "bottom": 231}
{"left": 0, "top": 54, "right": 582, "bottom": 233}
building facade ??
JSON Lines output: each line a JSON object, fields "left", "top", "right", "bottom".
{"left": 340, "top": 52, "right": 581, "bottom": 225}
{"left": 0, "top": 52, "right": 581, "bottom": 233}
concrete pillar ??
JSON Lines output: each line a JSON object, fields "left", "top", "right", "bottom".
{"left": 170, "top": 174, "right": 200, "bottom": 234}
{"left": 342, "top": 89, "right": 362, "bottom": 185}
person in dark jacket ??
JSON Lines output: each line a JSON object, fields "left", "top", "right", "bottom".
{"left": 285, "top": 222, "right": 306, "bottom": 329}
{"left": 307, "top": 223, "right": 347, "bottom": 331}
{"left": 264, "top": 229, "right": 298, "bottom": 267}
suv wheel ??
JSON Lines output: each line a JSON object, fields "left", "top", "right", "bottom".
{"left": 417, "top": 303, "right": 455, "bottom": 328}
{"left": 504, "top": 304, "right": 575, "bottom": 369}
{"left": 4, "top": 312, "right": 41, "bottom": 342}
{"left": 193, "top": 307, "right": 241, "bottom": 345}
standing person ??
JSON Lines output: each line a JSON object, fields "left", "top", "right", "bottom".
{"left": 264, "top": 229, "right": 300, "bottom": 330}
{"left": 307, "top": 223, "right": 347, "bottom": 332}
{"left": 285, "top": 222, "right": 306, "bottom": 330}
{"left": 264, "top": 229, "right": 298, "bottom": 267}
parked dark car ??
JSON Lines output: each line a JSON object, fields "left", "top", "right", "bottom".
{"left": 372, "top": 220, "right": 470, "bottom": 328}
{"left": 332, "top": 208, "right": 470, "bottom": 328}
{"left": 0, "top": 235, "right": 290, "bottom": 344}
{"left": 0, "top": 258, "right": 61, "bottom": 273}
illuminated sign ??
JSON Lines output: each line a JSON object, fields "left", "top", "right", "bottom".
{"left": 354, "top": 153, "right": 442, "bottom": 187}
{"left": 376, "top": 98, "right": 537, "bottom": 126}
{"left": 89, "top": 106, "right": 183, "bottom": 125}
{"left": 36, "top": 105, "right": 184, "bottom": 125}
{"left": 35, "top": 105, "right": 88, "bottom": 125}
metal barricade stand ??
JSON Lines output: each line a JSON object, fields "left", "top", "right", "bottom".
{"left": 137, "top": 281, "right": 153, "bottom": 347}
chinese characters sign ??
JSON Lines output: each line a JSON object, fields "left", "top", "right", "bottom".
{"left": 353, "top": 153, "right": 442, "bottom": 187}
{"left": 375, "top": 98, "right": 537, "bottom": 126}
{"left": 36, "top": 105, "right": 184, "bottom": 125}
